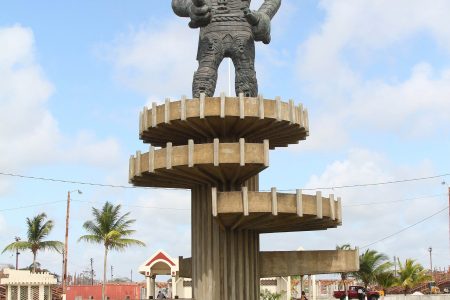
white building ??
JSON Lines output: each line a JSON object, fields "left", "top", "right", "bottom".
{"left": 0, "top": 268, "right": 57, "bottom": 300}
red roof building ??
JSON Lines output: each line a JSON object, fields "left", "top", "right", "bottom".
{"left": 66, "top": 283, "right": 141, "bottom": 300}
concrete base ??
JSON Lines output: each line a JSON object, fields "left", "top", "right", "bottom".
{"left": 191, "top": 182, "right": 260, "bottom": 300}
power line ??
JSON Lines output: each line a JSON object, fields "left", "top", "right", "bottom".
{"left": 360, "top": 206, "right": 449, "bottom": 249}
{"left": 72, "top": 199, "right": 190, "bottom": 211}
{"left": 0, "top": 193, "right": 444, "bottom": 214}
{"left": 284, "top": 173, "right": 450, "bottom": 191}
{"left": 1, "top": 171, "right": 449, "bottom": 192}
{"left": 343, "top": 193, "right": 446, "bottom": 208}
{"left": 0, "top": 171, "right": 183, "bottom": 191}
{"left": 0, "top": 200, "right": 66, "bottom": 212}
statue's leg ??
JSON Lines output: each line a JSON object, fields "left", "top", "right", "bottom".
{"left": 193, "top": 33, "right": 224, "bottom": 98}
{"left": 232, "top": 34, "right": 258, "bottom": 97}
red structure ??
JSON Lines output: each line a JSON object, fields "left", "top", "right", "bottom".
{"left": 66, "top": 283, "right": 141, "bottom": 300}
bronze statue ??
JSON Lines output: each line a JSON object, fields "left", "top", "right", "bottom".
{"left": 172, "top": 0, "right": 281, "bottom": 98}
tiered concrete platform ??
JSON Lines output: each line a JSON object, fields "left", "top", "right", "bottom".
{"left": 129, "top": 94, "right": 358, "bottom": 300}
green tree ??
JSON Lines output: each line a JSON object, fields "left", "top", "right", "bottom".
{"left": 353, "top": 249, "right": 392, "bottom": 289}
{"left": 376, "top": 271, "right": 396, "bottom": 295}
{"left": 2, "top": 213, "right": 63, "bottom": 272}
{"left": 260, "top": 289, "right": 282, "bottom": 300}
{"left": 78, "top": 202, "right": 145, "bottom": 300}
{"left": 396, "top": 258, "right": 431, "bottom": 295}
{"left": 336, "top": 244, "right": 352, "bottom": 298}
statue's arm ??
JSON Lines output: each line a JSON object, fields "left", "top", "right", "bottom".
{"left": 172, "top": 0, "right": 191, "bottom": 17}
{"left": 258, "top": 0, "right": 282, "bottom": 20}
{"left": 244, "top": 0, "right": 281, "bottom": 44}
{"left": 172, "top": 0, "right": 212, "bottom": 28}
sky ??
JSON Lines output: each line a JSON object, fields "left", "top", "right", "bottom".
{"left": 1, "top": 0, "right": 450, "bottom": 282}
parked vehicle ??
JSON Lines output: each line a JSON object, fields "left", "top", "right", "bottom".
{"left": 333, "top": 285, "right": 380, "bottom": 300}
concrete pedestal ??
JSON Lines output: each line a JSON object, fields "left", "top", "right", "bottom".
{"left": 191, "top": 185, "right": 260, "bottom": 300}
{"left": 129, "top": 95, "right": 359, "bottom": 300}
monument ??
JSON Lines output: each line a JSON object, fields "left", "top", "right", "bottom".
{"left": 128, "top": 1, "right": 359, "bottom": 299}
{"left": 172, "top": 0, "right": 281, "bottom": 98}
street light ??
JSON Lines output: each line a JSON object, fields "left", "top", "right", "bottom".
{"left": 428, "top": 247, "right": 433, "bottom": 280}
{"left": 62, "top": 189, "right": 82, "bottom": 300}
{"left": 14, "top": 236, "right": 20, "bottom": 270}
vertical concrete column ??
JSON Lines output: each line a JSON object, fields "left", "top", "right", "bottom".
{"left": 39, "top": 285, "right": 44, "bottom": 300}
{"left": 7, "top": 285, "right": 11, "bottom": 300}
{"left": 312, "top": 275, "right": 317, "bottom": 300}
{"left": 191, "top": 184, "right": 260, "bottom": 300}
{"left": 146, "top": 276, "right": 151, "bottom": 298}
{"left": 150, "top": 276, "right": 156, "bottom": 298}
{"left": 171, "top": 275, "right": 177, "bottom": 298}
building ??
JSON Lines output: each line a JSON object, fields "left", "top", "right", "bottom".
{"left": 0, "top": 268, "right": 57, "bottom": 300}
{"left": 66, "top": 283, "right": 141, "bottom": 300}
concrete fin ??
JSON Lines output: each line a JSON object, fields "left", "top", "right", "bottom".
{"left": 149, "top": 146, "right": 155, "bottom": 173}
{"left": 181, "top": 95, "right": 187, "bottom": 121}
{"left": 220, "top": 92, "right": 226, "bottom": 118}
{"left": 200, "top": 93, "right": 205, "bottom": 119}
{"left": 239, "top": 138, "right": 245, "bottom": 166}
{"left": 165, "top": 98, "right": 171, "bottom": 124}
{"left": 188, "top": 139, "right": 194, "bottom": 167}
{"left": 242, "top": 186, "right": 249, "bottom": 216}
{"left": 166, "top": 142, "right": 173, "bottom": 170}
{"left": 152, "top": 102, "right": 157, "bottom": 128}
{"left": 271, "top": 187, "right": 278, "bottom": 216}
{"left": 316, "top": 191, "right": 323, "bottom": 219}
{"left": 329, "top": 194, "right": 336, "bottom": 220}
{"left": 258, "top": 94, "right": 264, "bottom": 119}
{"left": 296, "top": 189, "right": 303, "bottom": 217}
{"left": 239, "top": 93, "right": 245, "bottom": 119}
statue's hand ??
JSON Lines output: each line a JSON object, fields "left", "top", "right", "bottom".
{"left": 188, "top": 0, "right": 212, "bottom": 28}
{"left": 243, "top": 8, "right": 261, "bottom": 26}
{"left": 244, "top": 8, "right": 272, "bottom": 44}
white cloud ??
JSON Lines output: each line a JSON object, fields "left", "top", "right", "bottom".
{"left": 263, "top": 148, "right": 446, "bottom": 268}
{"left": 103, "top": 15, "right": 292, "bottom": 101}
{"left": 294, "top": 0, "right": 450, "bottom": 151}
{"left": 0, "top": 25, "right": 59, "bottom": 170}
{"left": 102, "top": 20, "right": 198, "bottom": 102}
{"left": 0, "top": 25, "right": 122, "bottom": 182}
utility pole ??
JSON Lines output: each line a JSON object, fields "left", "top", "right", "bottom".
{"left": 62, "top": 189, "right": 82, "bottom": 300}
{"left": 111, "top": 265, "right": 114, "bottom": 281}
{"left": 393, "top": 256, "right": 397, "bottom": 277}
{"left": 429, "top": 247, "right": 433, "bottom": 280}
{"left": 131, "top": 269, "right": 133, "bottom": 283}
{"left": 90, "top": 258, "right": 94, "bottom": 285}
{"left": 62, "top": 191, "right": 71, "bottom": 298}
{"left": 14, "top": 237, "right": 20, "bottom": 270}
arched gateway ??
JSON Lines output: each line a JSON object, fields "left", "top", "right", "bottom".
{"left": 139, "top": 250, "right": 189, "bottom": 299}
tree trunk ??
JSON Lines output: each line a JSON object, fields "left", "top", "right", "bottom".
{"left": 103, "top": 246, "right": 108, "bottom": 300}
{"left": 32, "top": 251, "right": 37, "bottom": 273}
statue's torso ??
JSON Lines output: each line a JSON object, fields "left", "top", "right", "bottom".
{"left": 201, "top": 0, "right": 252, "bottom": 35}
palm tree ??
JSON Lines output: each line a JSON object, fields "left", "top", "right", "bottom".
{"left": 376, "top": 271, "right": 396, "bottom": 296}
{"left": 396, "top": 258, "right": 431, "bottom": 295}
{"left": 353, "top": 249, "right": 392, "bottom": 289}
{"left": 78, "top": 202, "right": 145, "bottom": 300}
{"left": 336, "top": 244, "right": 352, "bottom": 299}
{"left": 2, "top": 213, "right": 63, "bottom": 272}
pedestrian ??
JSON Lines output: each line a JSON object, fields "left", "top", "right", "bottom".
{"left": 301, "top": 291, "right": 308, "bottom": 300}
{"left": 157, "top": 290, "right": 167, "bottom": 299}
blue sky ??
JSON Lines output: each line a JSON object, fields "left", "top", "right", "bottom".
{"left": 1, "top": 0, "right": 450, "bottom": 281}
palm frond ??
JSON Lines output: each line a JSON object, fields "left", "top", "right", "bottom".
{"left": 79, "top": 202, "right": 144, "bottom": 253}
{"left": 78, "top": 234, "right": 103, "bottom": 244}
{"left": 40, "top": 241, "right": 64, "bottom": 253}
{"left": 2, "top": 241, "right": 32, "bottom": 253}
